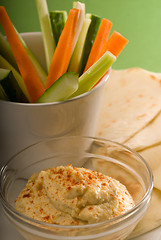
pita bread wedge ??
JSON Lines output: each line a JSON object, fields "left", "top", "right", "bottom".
{"left": 128, "top": 188, "right": 161, "bottom": 239}
{"left": 138, "top": 144, "right": 161, "bottom": 191}
{"left": 124, "top": 111, "right": 161, "bottom": 151}
{"left": 96, "top": 68, "right": 161, "bottom": 143}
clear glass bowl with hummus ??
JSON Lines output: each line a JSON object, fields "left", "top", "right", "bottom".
{"left": 0, "top": 136, "right": 153, "bottom": 240}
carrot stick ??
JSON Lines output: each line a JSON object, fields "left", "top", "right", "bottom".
{"left": 106, "top": 31, "right": 128, "bottom": 57}
{"left": 84, "top": 18, "right": 112, "bottom": 72}
{"left": 97, "top": 30, "right": 128, "bottom": 60}
{"left": 46, "top": 8, "right": 79, "bottom": 89}
{"left": 92, "top": 32, "right": 128, "bottom": 88}
{"left": 0, "top": 6, "right": 45, "bottom": 102}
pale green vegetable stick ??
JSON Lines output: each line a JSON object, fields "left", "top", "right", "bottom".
{"left": 36, "top": 72, "right": 79, "bottom": 103}
{"left": 35, "top": 0, "right": 56, "bottom": 71}
{"left": 68, "top": 18, "right": 91, "bottom": 73}
{"left": 70, "top": 51, "right": 116, "bottom": 98}
{"left": 0, "top": 33, "right": 19, "bottom": 71}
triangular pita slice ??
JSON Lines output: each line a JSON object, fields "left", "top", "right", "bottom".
{"left": 124, "top": 111, "right": 161, "bottom": 151}
{"left": 128, "top": 188, "right": 161, "bottom": 239}
{"left": 138, "top": 144, "right": 161, "bottom": 191}
{"left": 96, "top": 68, "right": 161, "bottom": 143}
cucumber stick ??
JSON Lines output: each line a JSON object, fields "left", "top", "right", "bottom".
{"left": 0, "top": 33, "right": 19, "bottom": 71}
{"left": 50, "top": 11, "right": 67, "bottom": 45}
{"left": 68, "top": 18, "right": 91, "bottom": 73}
{"left": 70, "top": 51, "right": 116, "bottom": 98}
{"left": 35, "top": 0, "right": 56, "bottom": 71}
{"left": 36, "top": 72, "right": 79, "bottom": 103}
{"left": 79, "top": 14, "right": 101, "bottom": 75}
{"left": 0, "top": 68, "right": 28, "bottom": 102}
{"left": 0, "top": 55, "right": 31, "bottom": 101}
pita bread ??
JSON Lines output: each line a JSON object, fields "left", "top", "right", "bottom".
{"left": 128, "top": 188, "right": 161, "bottom": 239}
{"left": 96, "top": 68, "right": 161, "bottom": 143}
{"left": 138, "top": 144, "right": 161, "bottom": 191}
{"left": 91, "top": 143, "right": 161, "bottom": 238}
{"left": 95, "top": 67, "right": 161, "bottom": 237}
{"left": 124, "top": 111, "right": 161, "bottom": 151}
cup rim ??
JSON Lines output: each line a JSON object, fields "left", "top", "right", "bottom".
{"left": 0, "top": 71, "right": 109, "bottom": 107}
{"left": 0, "top": 136, "right": 154, "bottom": 231}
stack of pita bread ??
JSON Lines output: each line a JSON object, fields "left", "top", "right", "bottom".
{"left": 96, "top": 68, "right": 161, "bottom": 238}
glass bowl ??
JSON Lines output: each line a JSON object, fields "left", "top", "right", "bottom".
{"left": 0, "top": 136, "right": 153, "bottom": 240}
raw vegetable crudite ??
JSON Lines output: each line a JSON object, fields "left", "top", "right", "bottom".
{"left": 0, "top": 32, "right": 19, "bottom": 71}
{"left": 37, "top": 72, "right": 79, "bottom": 103}
{"left": 49, "top": 10, "right": 67, "bottom": 45}
{"left": 79, "top": 14, "right": 102, "bottom": 75}
{"left": 0, "top": 68, "right": 27, "bottom": 102}
{"left": 35, "top": 0, "right": 56, "bottom": 71}
{"left": 84, "top": 18, "right": 112, "bottom": 72}
{"left": 46, "top": 8, "right": 79, "bottom": 89}
{"left": 0, "top": 55, "right": 31, "bottom": 101}
{"left": 0, "top": 6, "right": 45, "bottom": 102}
{"left": 0, "top": 1, "right": 129, "bottom": 103}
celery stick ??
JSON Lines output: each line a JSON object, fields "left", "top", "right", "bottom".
{"left": 50, "top": 10, "right": 67, "bottom": 45}
{"left": 71, "top": 1, "right": 85, "bottom": 54}
{"left": 70, "top": 51, "right": 116, "bottom": 98}
{"left": 86, "top": 13, "right": 92, "bottom": 19}
{"left": 0, "top": 33, "right": 19, "bottom": 71}
{"left": 0, "top": 55, "right": 31, "bottom": 102}
{"left": 36, "top": 72, "right": 79, "bottom": 103}
{"left": 68, "top": 18, "right": 91, "bottom": 74}
{"left": 35, "top": 0, "right": 56, "bottom": 71}
{"left": 79, "top": 14, "right": 101, "bottom": 75}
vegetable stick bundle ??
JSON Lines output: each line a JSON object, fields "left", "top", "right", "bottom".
{"left": 0, "top": 1, "right": 128, "bottom": 103}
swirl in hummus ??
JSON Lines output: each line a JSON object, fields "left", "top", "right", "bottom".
{"left": 15, "top": 164, "right": 135, "bottom": 225}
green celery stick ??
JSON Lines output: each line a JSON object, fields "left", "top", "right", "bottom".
{"left": 0, "top": 33, "right": 19, "bottom": 71}
{"left": 68, "top": 18, "right": 91, "bottom": 73}
{"left": 70, "top": 51, "right": 116, "bottom": 98}
{"left": 0, "top": 55, "right": 31, "bottom": 102}
{"left": 36, "top": 72, "right": 79, "bottom": 103}
{"left": 35, "top": 0, "right": 56, "bottom": 71}
{"left": 79, "top": 14, "right": 101, "bottom": 75}
{"left": 50, "top": 10, "right": 67, "bottom": 45}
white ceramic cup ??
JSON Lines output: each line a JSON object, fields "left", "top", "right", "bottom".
{"left": 0, "top": 32, "right": 109, "bottom": 166}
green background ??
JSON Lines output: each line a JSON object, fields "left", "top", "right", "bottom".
{"left": 1, "top": 0, "right": 161, "bottom": 72}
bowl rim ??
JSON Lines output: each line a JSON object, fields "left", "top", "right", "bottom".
{"left": 0, "top": 136, "right": 154, "bottom": 231}
{"left": 0, "top": 32, "right": 110, "bottom": 107}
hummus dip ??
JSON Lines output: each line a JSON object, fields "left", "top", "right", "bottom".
{"left": 15, "top": 165, "right": 135, "bottom": 225}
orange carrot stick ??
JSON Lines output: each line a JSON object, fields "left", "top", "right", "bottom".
{"left": 84, "top": 18, "right": 112, "bottom": 72}
{"left": 92, "top": 32, "right": 128, "bottom": 88}
{"left": 106, "top": 31, "right": 128, "bottom": 57}
{"left": 97, "top": 30, "right": 128, "bottom": 60}
{"left": 46, "top": 8, "right": 79, "bottom": 89}
{"left": 0, "top": 6, "right": 45, "bottom": 102}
